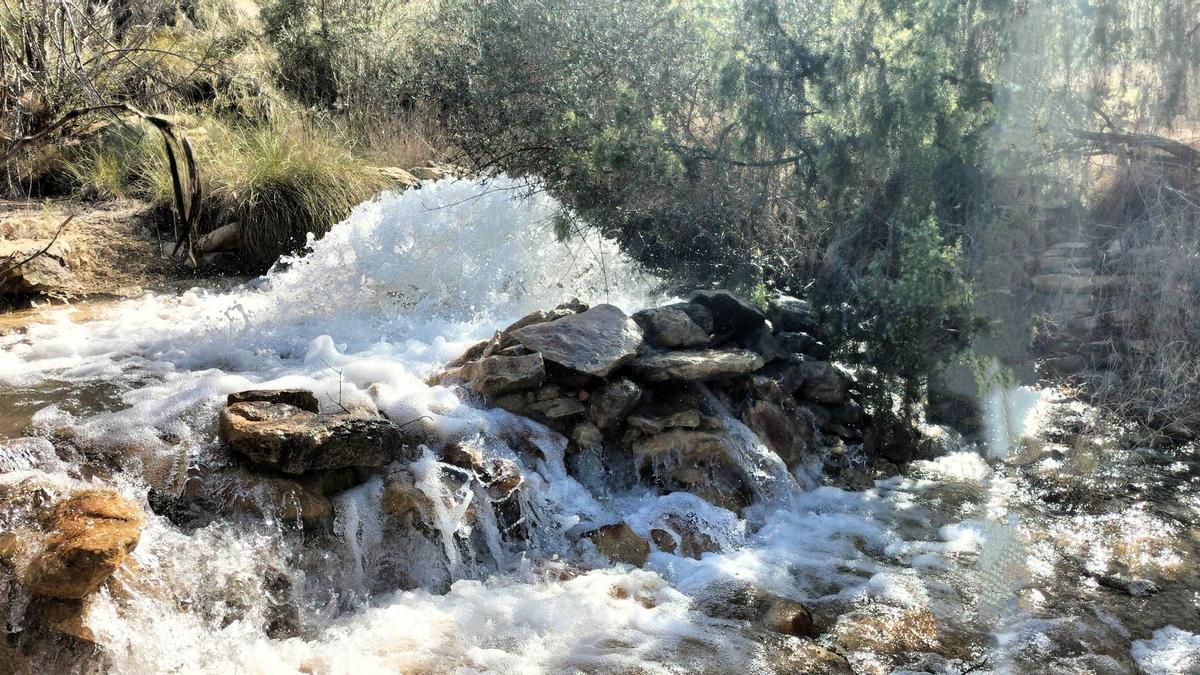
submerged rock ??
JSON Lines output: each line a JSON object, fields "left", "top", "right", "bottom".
{"left": 632, "top": 429, "right": 736, "bottom": 462}
{"left": 219, "top": 401, "right": 415, "bottom": 474}
{"left": 509, "top": 304, "right": 643, "bottom": 377}
{"left": 628, "top": 349, "right": 765, "bottom": 382}
{"left": 632, "top": 304, "right": 711, "bottom": 348}
{"left": 0, "top": 475, "right": 145, "bottom": 600}
{"left": 584, "top": 522, "right": 650, "bottom": 567}
{"left": 459, "top": 353, "right": 546, "bottom": 396}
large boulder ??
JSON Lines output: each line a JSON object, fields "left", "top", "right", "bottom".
{"left": 632, "top": 304, "right": 711, "bottom": 348}
{"left": 0, "top": 475, "right": 145, "bottom": 600}
{"left": 584, "top": 522, "right": 650, "bottom": 567}
{"left": 688, "top": 290, "right": 766, "bottom": 339}
{"left": 459, "top": 353, "right": 546, "bottom": 397}
{"left": 629, "top": 349, "right": 765, "bottom": 382}
{"left": 219, "top": 401, "right": 415, "bottom": 474}
{"left": 509, "top": 304, "right": 643, "bottom": 377}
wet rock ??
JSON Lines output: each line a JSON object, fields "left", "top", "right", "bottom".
{"left": 381, "top": 466, "right": 425, "bottom": 517}
{"left": 661, "top": 512, "right": 721, "bottom": 559}
{"left": 799, "top": 361, "right": 848, "bottom": 405}
{"left": 492, "top": 384, "right": 586, "bottom": 428}
{"left": 688, "top": 289, "right": 766, "bottom": 339}
{"left": 22, "top": 488, "right": 144, "bottom": 599}
{"left": 584, "top": 522, "right": 650, "bottom": 566}
{"left": 509, "top": 304, "right": 643, "bottom": 377}
{"left": 649, "top": 528, "right": 677, "bottom": 554}
{"left": 587, "top": 377, "right": 643, "bottom": 432}
{"left": 632, "top": 429, "right": 736, "bottom": 462}
{"left": 627, "top": 389, "right": 703, "bottom": 434}
{"left": 760, "top": 598, "right": 816, "bottom": 637}
{"left": 753, "top": 360, "right": 809, "bottom": 399}
{"left": 226, "top": 388, "right": 320, "bottom": 413}
{"left": 201, "top": 468, "right": 331, "bottom": 522}
{"left": 460, "top": 353, "right": 546, "bottom": 396}
{"left": 696, "top": 582, "right": 813, "bottom": 636}
{"left": 629, "top": 349, "right": 765, "bottom": 382}
{"left": 632, "top": 304, "right": 710, "bottom": 348}
{"left": 768, "top": 295, "right": 821, "bottom": 334}
{"left": 571, "top": 422, "right": 604, "bottom": 449}
{"left": 742, "top": 400, "right": 813, "bottom": 466}
{"left": 764, "top": 638, "right": 853, "bottom": 675}
{"left": 219, "top": 401, "right": 416, "bottom": 474}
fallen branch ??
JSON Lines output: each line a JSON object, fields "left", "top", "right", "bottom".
{"left": 1069, "top": 129, "right": 1200, "bottom": 166}
{"left": 0, "top": 215, "right": 75, "bottom": 277}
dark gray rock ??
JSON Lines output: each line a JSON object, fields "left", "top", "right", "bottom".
{"left": 767, "top": 295, "right": 821, "bottom": 334}
{"left": 688, "top": 290, "right": 766, "bottom": 339}
{"left": 632, "top": 305, "right": 710, "bottom": 348}
{"left": 510, "top": 304, "right": 644, "bottom": 377}
{"left": 588, "top": 377, "right": 643, "bottom": 431}
{"left": 798, "top": 361, "right": 848, "bottom": 405}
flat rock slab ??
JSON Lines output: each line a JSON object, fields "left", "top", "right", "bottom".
{"left": 227, "top": 388, "right": 321, "bottom": 413}
{"left": 629, "top": 349, "right": 765, "bottom": 381}
{"left": 509, "top": 304, "right": 643, "bottom": 377}
{"left": 219, "top": 401, "right": 415, "bottom": 474}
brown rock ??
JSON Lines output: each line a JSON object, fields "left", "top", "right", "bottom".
{"left": 584, "top": 522, "right": 650, "bottom": 567}
{"left": 509, "top": 304, "right": 644, "bottom": 377}
{"left": 226, "top": 389, "right": 320, "bottom": 413}
{"left": 759, "top": 598, "right": 816, "bottom": 637}
{"left": 460, "top": 353, "right": 546, "bottom": 396}
{"left": 742, "top": 400, "right": 812, "bottom": 466}
{"left": 219, "top": 401, "right": 414, "bottom": 474}
{"left": 632, "top": 429, "right": 736, "bottom": 462}
{"left": 649, "top": 528, "right": 677, "bottom": 554}
{"left": 26, "top": 490, "right": 144, "bottom": 599}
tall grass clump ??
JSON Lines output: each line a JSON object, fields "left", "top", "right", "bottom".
{"left": 66, "top": 113, "right": 388, "bottom": 268}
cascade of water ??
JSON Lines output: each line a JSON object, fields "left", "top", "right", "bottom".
{"left": 695, "top": 384, "right": 804, "bottom": 513}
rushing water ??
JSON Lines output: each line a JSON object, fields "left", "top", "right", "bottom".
{"left": 1, "top": 178, "right": 1198, "bottom": 673}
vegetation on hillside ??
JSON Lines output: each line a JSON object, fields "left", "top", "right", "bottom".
{"left": 3, "top": 0, "right": 1198, "bottom": 444}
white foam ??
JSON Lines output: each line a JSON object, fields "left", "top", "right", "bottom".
{"left": 1132, "top": 626, "right": 1200, "bottom": 675}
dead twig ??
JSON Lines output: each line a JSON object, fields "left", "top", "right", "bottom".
{"left": 0, "top": 214, "right": 75, "bottom": 277}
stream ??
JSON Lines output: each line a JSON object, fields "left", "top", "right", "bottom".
{"left": 1, "top": 178, "right": 1198, "bottom": 674}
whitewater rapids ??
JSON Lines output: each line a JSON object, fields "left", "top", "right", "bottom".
{"left": 1, "top": 177, "right": 1198, "bottom": 674}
